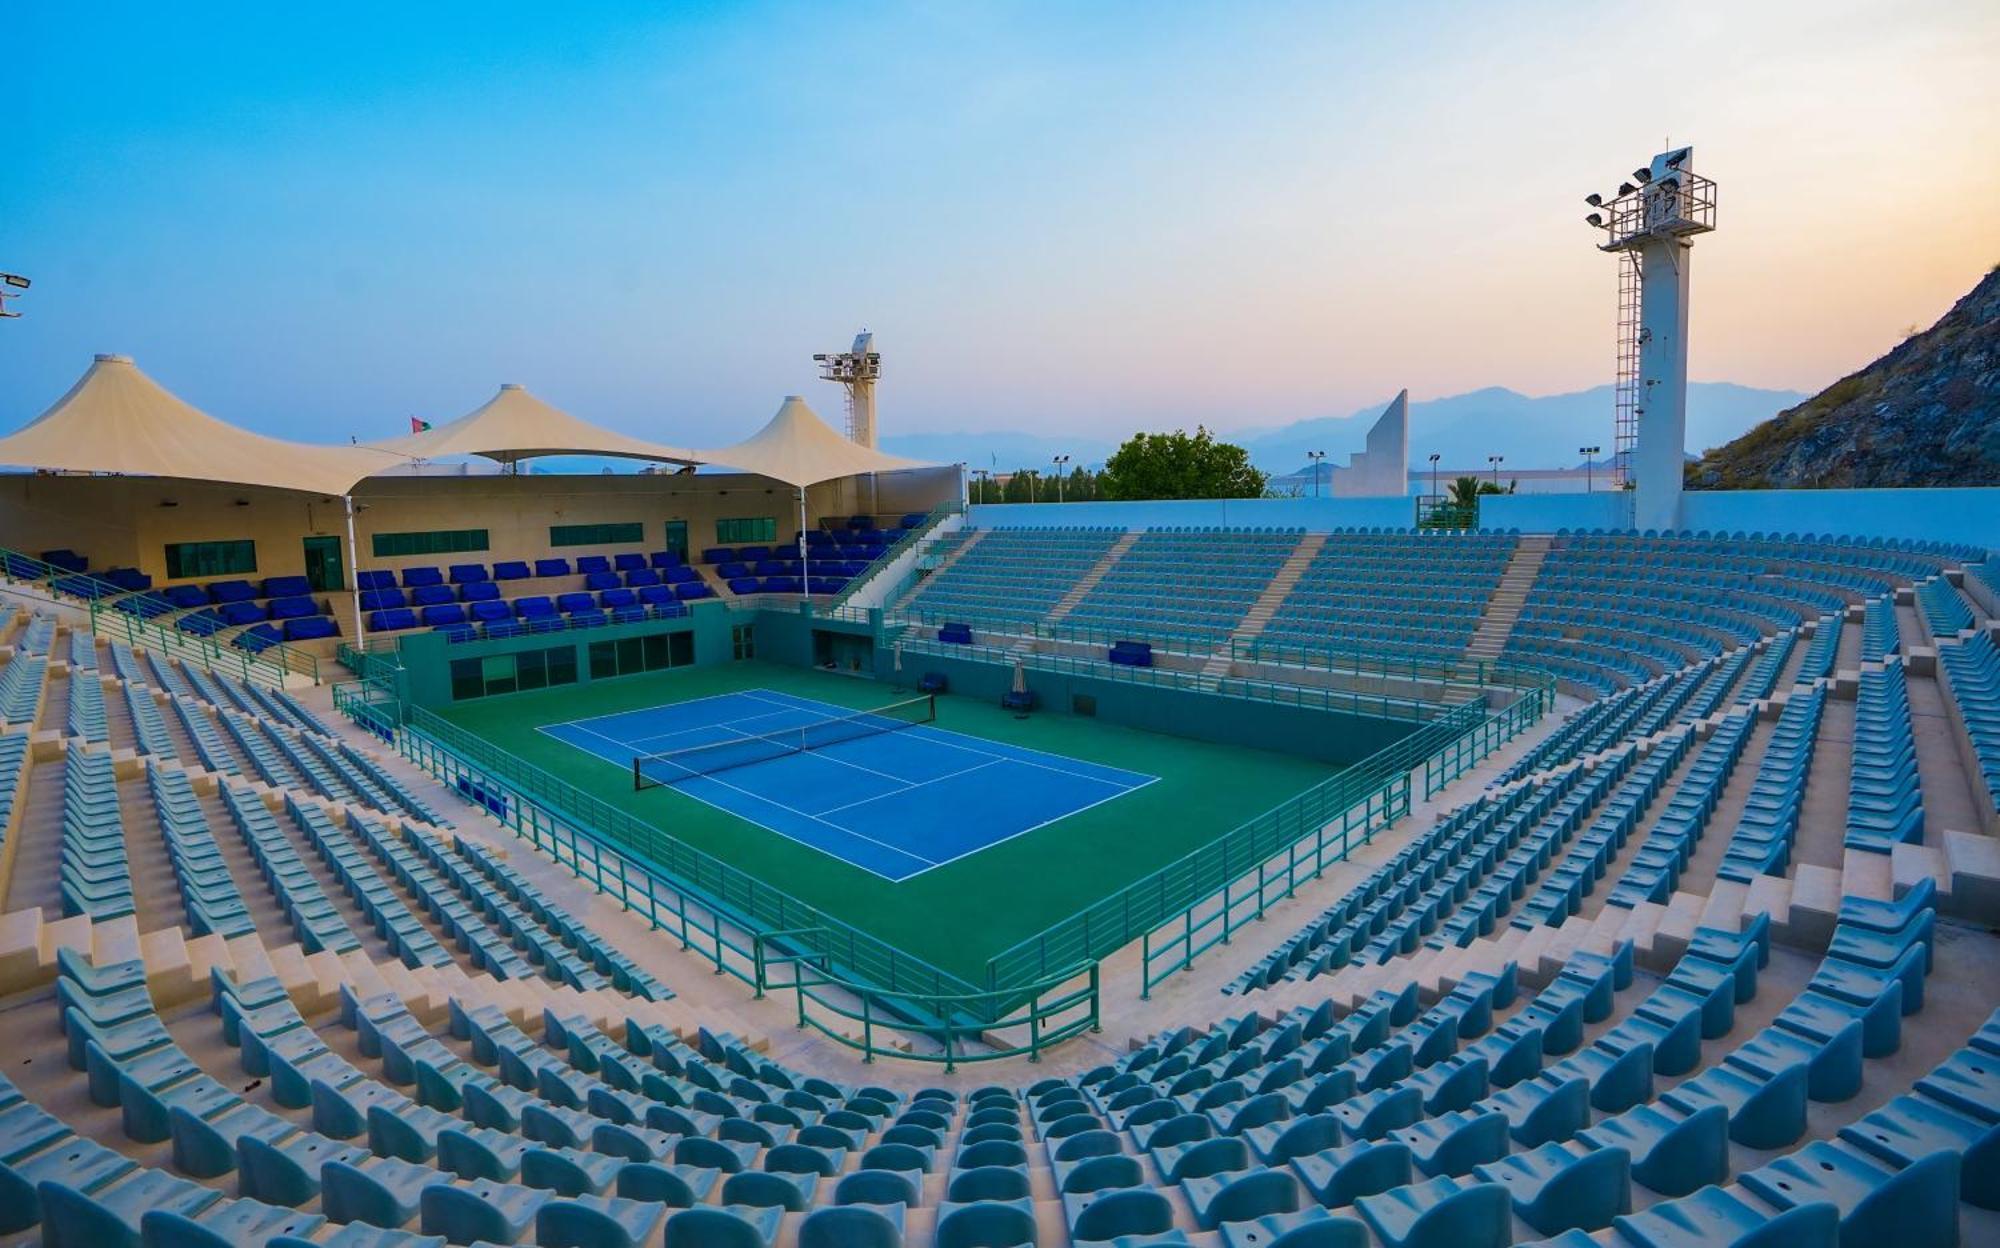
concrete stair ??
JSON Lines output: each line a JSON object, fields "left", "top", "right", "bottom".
{"left": 891, "top": 527, "right": 988, "bottom": 612}
{"left": 1201, "top": 532, "right": 1328, "bottom": 677}
{"left": 1464, "top": 535, "right": 1551, "bottom": 662}
{"left": 1044, "top": 530, "right": 1140, "bottom": 625}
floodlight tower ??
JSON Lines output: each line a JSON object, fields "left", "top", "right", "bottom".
{"left": 1583, "top": 147, "right": 1716, "bottom": 531}
{"left": 813, "top": 330, "right": 882, "bottom": 448}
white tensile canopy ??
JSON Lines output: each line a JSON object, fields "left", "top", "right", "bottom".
{"left": 693, "top": 396, "right": 934, "bottom": 593}
{"left": 0, "top": 354, "right": 404, "bottom": 496}
{"left": 692, "top": 395, "right": 927, "bottom": 487}
{"left": 372, "top": 383, "right": 702, "bottom": 466}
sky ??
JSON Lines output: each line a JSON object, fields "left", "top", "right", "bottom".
{"left": 2, "top": 1, "right": 1995, "bottom": 449}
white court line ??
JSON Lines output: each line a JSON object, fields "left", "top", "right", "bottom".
{"left": 891, "top": 773, "right": 1164, "bottom": 880}
{"left": 662, "top": 766, "right": 939, "bottom": 877}
{"left": 739, "top": 688, "right": 1152, "bottom": 789}
{"left": 541, "top": 685, "right": 1159, "bottom": 882}
{"left": 813, "top": 758, "right": 999, "bottom": 818}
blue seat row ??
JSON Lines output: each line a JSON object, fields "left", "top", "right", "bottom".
{"left": 1847, "top": 661, "right": 1924, "bottom": 852}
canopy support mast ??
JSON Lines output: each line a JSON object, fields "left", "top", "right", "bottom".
{"left": 797, "top": 486, "right": 811, "bottom": 606}
{"left": 344, "top": 495, "right": 367, "bottom": 649}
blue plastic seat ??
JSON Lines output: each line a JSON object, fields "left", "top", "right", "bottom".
{"left": 1613, "top": 1186, "right": 1838, "bottom": 1248}
{"left": 1474, "top": 1142, "right": 1629, "bottom": 1236}
{"left": 1740, "top": 1141, "right": 1957, "bottom": 1248}
{"left": 1353, "top": 1175, "right": 1509, "bottom": 1248}
{"left": 934, "top": 1202, "right": 1037, "bottom": 1248}
{"left": 1290, "top": 1140, "right": 1413, "bottom": 1208}
{"left": 420, "top": 1181, "right": 551, "bottom": 1245}
{"left": 1071, "top": 1188, "right": 1174, "bottom": 1242}
{"left": 665, "top": 1206, "right": 782, "bottom": 1248}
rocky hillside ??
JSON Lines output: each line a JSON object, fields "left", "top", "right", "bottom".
{"left": 1689, "top": 266, "right": 2000, "bottom": 489}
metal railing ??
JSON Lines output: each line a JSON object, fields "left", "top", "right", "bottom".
{"left": 0, "top": 546, "right": 314, "bottom": 686}
{"left": 821, "top": 503, "right": 964, "bottom": 613}
{"left": 756, "top": 932, "right": 1099, "bottom": 1071}
{"left": 331, "top": 622, "right": 1555, "bottom": 1058}
{"left": 336, "top": 684, "right": 983, "bottom": 1001}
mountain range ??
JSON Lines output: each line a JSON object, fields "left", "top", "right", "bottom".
{"left": 882, "top": 382, "right": 1806, "bottom": 475}
{"left": 1691, "top": 266, "right": 1999, "bottom": 489}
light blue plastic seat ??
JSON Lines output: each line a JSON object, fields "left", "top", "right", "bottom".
{"left": 665, "top": 1206, "right": 783, "bottom": 1248}
{"left": 1613, "top": 1186, "right": 1838, "bottom": 1248}
{"left": 1353, "top": 1175, "right": 1509, "bottom": 1248}
{"left": 1740, "top": 1141, "right": 1958, "bottom": 1248}
{"left": 1290, "top": 1139, "right": 1413, "bottom": 1208}
{"left": 419, "top": 1181, "right": 551, "bottom": 1245}
{"left": 1071, "top": 1188, "right": 1175, "bottom": 1242}
{"left": 537, "top": 1194, "right": 668, "bottom": 1248}
{"left": 1474, "top": 1142, "right": 1630, "bottom": 1236}
{"left": 935, "top": 1201, "right": 1038, "bottom": 1248}
{"left": 798, "top": 1205, "right": 903, "bottom": 1248}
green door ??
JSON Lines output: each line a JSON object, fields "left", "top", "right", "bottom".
{"left": 663, "top": 520, "right": 689, "bottom": 562}
{"left": 302, "top": 535, "right": 344, "bottom": 592}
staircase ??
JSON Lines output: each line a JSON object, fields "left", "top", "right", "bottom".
{"left": 1202, "top": 532, "right": 1327, "bottom": 677}
{"left": 1044, "top": 530, "right": 1140, "bottom": 626}
{"left": 1464, "top": 535, "right": 1550, "bottom": 662}
{"left": 891, "top": 528, "right": 988, "bottom": 613}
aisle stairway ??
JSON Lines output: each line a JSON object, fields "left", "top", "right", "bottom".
{"left": 891, "top": 528, "right": 989, "bottom": 612}
{"left": 1044, "top": 530, "right": 1141, "bottom": 625}
{"left": 1464, "top": 535, "right": 1550, "bottom": 662}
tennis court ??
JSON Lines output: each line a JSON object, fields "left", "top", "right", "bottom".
{"left": 541, "top": 688, "right": 1157, "bottom": 881}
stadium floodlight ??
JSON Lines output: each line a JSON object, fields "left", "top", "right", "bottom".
{"left": 1580, "top": 445, "right": 1601, "bottom": 492}
{"left": 1487, "top": 454, "right": 1504, "bottom": 487}
{"left": 1307, "top": 450, "right": 1327, "bottom": 498}
{"left": 0, "top": 271, "right": 27, "bottom": 319}
{"left": 1633, "top": 168, "right": 1653, "bottom": 184}
{"left": 1052, "top": 454, "right": 1071, "bottom": 503}
{"left": 1585, "top": 193, "right": 1604, "bottom": 207}
{"left": 1618, "top": 181, "right": 1636, "bottom": 197}
{"left": 1586, "top": 213, "right": 1603, "bottom": 227}
{"left": 1427, "top": 453, "right": 1441, "bottom": 503}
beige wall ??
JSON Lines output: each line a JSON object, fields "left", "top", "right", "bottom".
{"left": 0, "top": 466, "right": 956, "bottom": 586}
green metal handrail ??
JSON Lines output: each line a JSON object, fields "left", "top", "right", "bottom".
{"left": 822, "top": 502, "right": 964, "bottom": 613}
{"left": 334, "top": 684, "right": 984, "bottom": 1002}
{"left": 762, "top": 938, "right": 1101, "bottom": 1071}
{"left": 0, "top": 545, "right": 312, "bottom": 686}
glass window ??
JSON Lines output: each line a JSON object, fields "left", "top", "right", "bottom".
{"left": 716, "top": 517, "right": 778, "bottom": 544}
{"left": 371, "top": 529, "right": 489, "bottom": 558}
{"left": 517, "top": 649, "right": 547, "bottom": 692}
{"left": 550, "top": 522, "right": 645, "bottom": 547}
{"left": 731, "top": 623, "right": 755, "bottom": 661}
{"left": 164, "top": 539, "right": 257, "bottom": 579}
{"left": 547, "top": 646, "right": 578, "bottom": 686}
{"left": 450, "top": 657, "right": 484, "bottom": 701}
{"left": 670, "top": 631, "right": 694, "bottom": 667}
{"left": 480, "top": 654, "right": 517, "bottom": 697}
{"left": 588, "top": 641, "right": 617, "bottom": 680}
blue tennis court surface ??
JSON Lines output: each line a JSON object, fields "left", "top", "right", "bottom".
{"left": 540, "top": 688, "right": 1157, "bottom": 881}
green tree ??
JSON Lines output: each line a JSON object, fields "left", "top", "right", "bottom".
{"left": 1001, "top": 469, "right": 1036, "bottom": 503}
{"left": 1097, "top": 427, "right": 1267, "bottom": 500}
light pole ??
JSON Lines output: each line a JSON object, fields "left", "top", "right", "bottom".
{"left": 1488, "top": 455, "right": 1504, "bottom": 488}
{"left": 1428, "top": 453, "right": 1441, "bottom": 500}
{"left": 1307, "top": 451, "right": 1327, "bottom": 499}
{"left": 1052, "top": 454, "right": 1071, "bottom": 503}
{"left": 972, "top": 468, "right": 992, "bottom": 503}
{"left": 0, "top": 272, "right": 30, "bottom": 320}
{"left": 1579, "top": 446, "right": 1600, "bottom": 493}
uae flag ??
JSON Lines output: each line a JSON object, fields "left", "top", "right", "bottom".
{"left": 410, "top": 416, "right": 432, "bottom": 433}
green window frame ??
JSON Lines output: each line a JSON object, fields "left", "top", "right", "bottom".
{"left": 372, "top": 529, "right": 489, "bottom": 558}
{"left": 550, "top": 522, "right": 645, "bottom": 547}
{"left": 716, "top": 517, "right": 778, "bottom": 545}
{"left": 587, "top": 629, "right": 694, "bottom": 681}
{"left": 164, "top": 539, "right": 257, "bottom": 580}
{"left": 447, "top": 644, "right": 579, "bottom": 701}
{"left": 731, "top": 623, "right": 756, "bottom": 661}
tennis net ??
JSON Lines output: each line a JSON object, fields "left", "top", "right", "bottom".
{"left": 632, "top": 694, "right": 936, "bottom": 789}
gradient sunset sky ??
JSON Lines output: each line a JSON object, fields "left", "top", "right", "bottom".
{"left": 2, "top": 1, "right": 1995, "bottom": 447}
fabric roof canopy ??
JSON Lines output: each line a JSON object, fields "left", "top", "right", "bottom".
{"left": 371, "top": 383, "right": 701, "bottom": 465}
{"left": 693, "top": 396, "right": 931, "bottom": 488}
{"left": 0, "top": 354, "right": 405, "bottom": 496}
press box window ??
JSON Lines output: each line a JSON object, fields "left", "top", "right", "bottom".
{"left": 550, "top": 523, "right": 645, "bottom": 547}
{"left": 164, "top": 539, "right": 256, "bottom": 579}
{"left": 716, "top": 517, "right": 778, "bottom": 544}
{"left": 372, "top": 529, "right": 489, "bottom": 558}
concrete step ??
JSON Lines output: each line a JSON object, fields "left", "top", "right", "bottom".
{"left": 1941, "top": 829, "right": 2000, "bottom": 924}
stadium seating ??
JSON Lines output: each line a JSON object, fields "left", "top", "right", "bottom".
{"left": 1, "top": 522, "right": 1996, "bottom": 1248}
